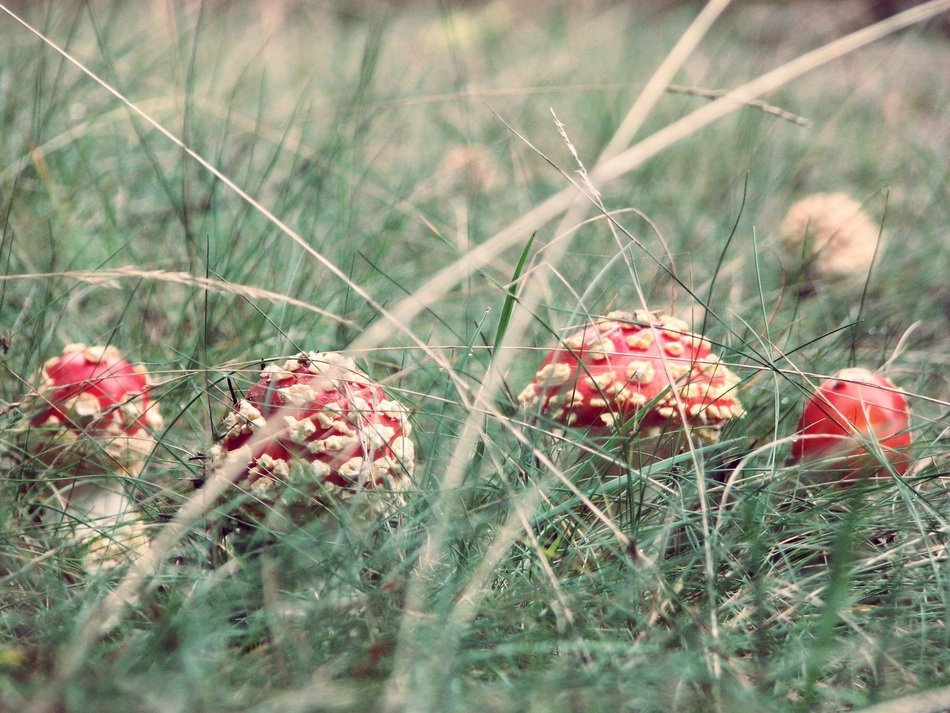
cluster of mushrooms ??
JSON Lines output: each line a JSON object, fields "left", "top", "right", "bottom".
{"left": 517, "top": 310, "right": 912, "bottom": 483}
{"left": 15, "top": 334, "right": 912, "bottom": 572}
{"left": 10, "top": 193, "right": 916, "bottom": 571}
{"left": 15, "top": 346, "right": 417, "bottom": 571}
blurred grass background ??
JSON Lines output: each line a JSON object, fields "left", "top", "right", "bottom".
{"left": 0, "top": 1, "right": 947, "bottom": 711}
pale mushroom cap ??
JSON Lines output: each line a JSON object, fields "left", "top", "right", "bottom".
{"left": 779, "top": 192, "right": 881, "bottom": 280}
{"left": 438, "top": 145, "right": 500, "bottom": 193}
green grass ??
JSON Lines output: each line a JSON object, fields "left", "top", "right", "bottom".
{"left": 1, "top": 1, "right": 948, "bottom": 711}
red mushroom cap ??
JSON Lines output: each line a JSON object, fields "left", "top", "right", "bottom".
{"left": 790, "top": 367, "right": 913, "bottom": 483}
{"left": 212, "top": 351, "right": 415, "bottom": 518}
{"left": 518, "top": 310, "right": 744, "bottom": 441}
{"left": 23, "top": 343, "right": 164, "bottom": 476}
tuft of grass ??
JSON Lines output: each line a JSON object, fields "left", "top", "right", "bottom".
{"left": 1, "top": 1, "right": 948, "bottom": 712}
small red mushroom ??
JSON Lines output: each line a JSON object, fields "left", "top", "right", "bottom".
{"left": 19, "top": 343, "right": 162, "bottom": 572}
{"left": 518, "top": 310, "right": 744, "bottom": 447}
{"left": 24, "top": 343, "right": 164, "bottom": 477}
{"left": 212, "top": 351, "right": 415, "bottom": 524}
{"left": 790, "top": 367, "right": 913, "bottom": 484}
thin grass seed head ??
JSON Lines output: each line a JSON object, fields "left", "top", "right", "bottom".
{"left": 779, "top": 192, "right": 881, "bottom": 281}
{"left": 518, "top": 310, "right": 745, "bottom": 443}
{"left": 790, "top": 367, "right": 913, "bottom": 485}
{"left": 211, "top": 351, "right": 415, "bottom": 526}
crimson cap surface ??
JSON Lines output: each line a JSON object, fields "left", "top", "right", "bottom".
{"left": 518, "top": 310, "right": 744, "bottom": 441}
{"left": 212, "top": 351, "right": 415, "bottom": 518}
{"left": 790, "top": 367, "right": 912, "bottom": 483}
{"left": 23, "top": 343, "right": 164, "bottom": 476}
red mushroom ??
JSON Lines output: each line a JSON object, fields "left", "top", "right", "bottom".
{"left": 212, "top": 351, "right": 415, "bottom": 524}
{"left": 790, "top": 367, "right": 913, "bottom": 484}
{"left": 24, "top": 343, "right": 164, "bottom": 476}
{"left": 518, "top": 310, "right": 744, "bottom": 453}
{"left": 19, "top": 343, "right": 162, "bottom": 571}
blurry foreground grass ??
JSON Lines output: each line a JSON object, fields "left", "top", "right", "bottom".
{"left": 0, "top": 1, "right": 948, "bottom": 711}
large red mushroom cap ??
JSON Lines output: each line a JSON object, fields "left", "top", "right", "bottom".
{"left": 518, "top": 310, "right": 744, "bottom": 443}
{"left": 23, "top": 343, "right": 164, "bottom": 477}
{"left": 212, "top": 351, "right": 415, "bottom": 521}
{"left": 790, "top": 367, "right": 913, "bottom": 484}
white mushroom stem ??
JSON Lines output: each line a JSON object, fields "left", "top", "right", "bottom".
{"left": 35, "top": 478, "right": 149, "bottom": 572}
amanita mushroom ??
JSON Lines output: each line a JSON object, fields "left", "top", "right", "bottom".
{"left": 789, "top": 367, "right": 913, "bottom": 484}
{"left": 437, "top": 145, "right": 500, "bottom": 194}
{"left": 211, "top": 351, "right": 415, "bottom": 527}
{"left": 24, "top": 343, "right": 164, "bottom": 476}
{"left": 780, "top": 192, "right": 880, "bottom": 283}
{"left": 31, "top": 482, "right": 153, "bottom": 573}
{"left": 19, "top": 343, "right": 163, "bottom": 571}
{"left": 518, "top": 310, "right": 745, "bottom": 458}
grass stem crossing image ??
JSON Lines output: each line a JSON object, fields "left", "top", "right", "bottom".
{"left": 0, "top": 1, "right": 947, "bottom": 711}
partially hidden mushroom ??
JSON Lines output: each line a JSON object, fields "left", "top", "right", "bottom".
{"left": 36, "top": 482, "right": 153, "bottom": 573}
{"left": 25, "top": 343, "right": 164, "bottom": 475}
{"left": 210, "top": 351, "right": 415, "bottom": 531}
{"left": 789, "top": 367, "right": 913, "bottom": 484}
{"left": 779, "top": 192, "right": 881, "bottom": 286}
{"left": 18, "top": 343, "right": 163, "bottom": 571}
{"left": 518, "top": 310, "right": 745, "bottom": 465}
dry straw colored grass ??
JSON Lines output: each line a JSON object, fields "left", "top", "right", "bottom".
{"left": 0, "top": 1, "right": 948, "bottom": 712}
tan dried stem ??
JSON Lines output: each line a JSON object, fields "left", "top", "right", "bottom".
{"left": 349, "top": 0, "right": 950, "bottom": 354}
